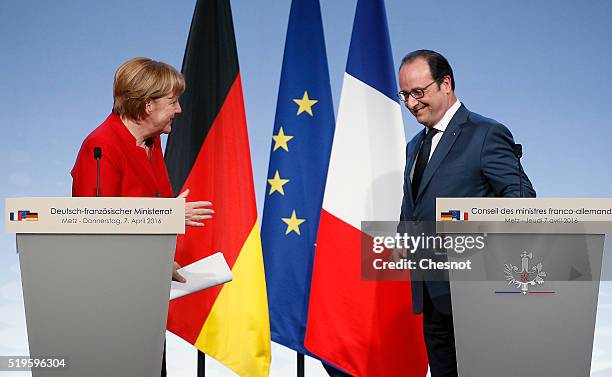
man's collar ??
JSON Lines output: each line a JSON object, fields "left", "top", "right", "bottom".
{"left": 431, "top": 99, "right": 461, "bottom": 133}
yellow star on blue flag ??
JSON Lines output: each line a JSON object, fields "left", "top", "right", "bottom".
{"left": 281, "top": 210, "right": 306, "bottom": 235}
{"left": 293, "top": 91, "right": 318, "bottom": 116}
{"left": 268, "top": 170, "right": 290, "bottom": 195}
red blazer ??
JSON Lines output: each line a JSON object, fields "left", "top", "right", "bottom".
{"left": 71, "top": 113, "right": 174, "bottom": 198}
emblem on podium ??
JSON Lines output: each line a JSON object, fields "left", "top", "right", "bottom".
{"left": 504, "top": 251, "right": 547, "bottom": 295}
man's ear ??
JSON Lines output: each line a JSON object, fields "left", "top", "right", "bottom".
{"left": 442, "top": 75, "right": 453, "bottom": 94}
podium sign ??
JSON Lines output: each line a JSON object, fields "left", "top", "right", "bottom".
{"left": 6, "top": 197, "right": 185, "bottom": 377}
{"left": 5, "top": 197, "right": 184, "bottom": 234}
{"left": 436, "top": 198, "right": 612, "bottom": 377}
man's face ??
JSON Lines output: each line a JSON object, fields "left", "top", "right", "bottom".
{"left": 398, "top": 58, "right": 453, "bottom": 128}
{"left": 146, "top": 94, "right": 182, "bottom": 134}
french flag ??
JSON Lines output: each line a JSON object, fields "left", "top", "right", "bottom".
{"left": 304, "top": 0, "right": 428, "bottom": 376}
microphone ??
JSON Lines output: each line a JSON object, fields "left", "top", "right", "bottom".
{"left": 513, "top": 144, "right": 524, "bottom": 198}
{"left": 93, "top": 147, "right": 102, "bottom": 197}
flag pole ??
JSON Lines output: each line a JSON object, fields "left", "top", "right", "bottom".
{"left": 297, "top": 352, "right": 305, "bottom": 377}
{"left": 197, "top": 351, "right": 205, "bottom": 377}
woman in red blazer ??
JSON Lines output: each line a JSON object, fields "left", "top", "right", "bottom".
{"left": 71, "top": 57, "right": 214, "bottom": 376}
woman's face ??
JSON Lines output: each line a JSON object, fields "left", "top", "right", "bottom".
{"left": 146, "top": 94, "right": 182, "bottom": 135}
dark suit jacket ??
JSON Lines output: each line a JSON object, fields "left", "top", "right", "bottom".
{"left": 400, "top": 104, "right": 536, "bottom": 314}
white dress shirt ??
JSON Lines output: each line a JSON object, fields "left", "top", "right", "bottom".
{"left": 410, "top": 100, "right": 462, "bottom": 179}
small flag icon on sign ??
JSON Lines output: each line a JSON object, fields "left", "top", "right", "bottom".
{"left": 440, "top": 210, "right": 468, "bottom": 221}
{"left": 10, "top": 210, "right": 38, "bottom": 221}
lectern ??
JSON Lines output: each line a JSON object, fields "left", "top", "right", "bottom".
{"left": 5, "top": 197, "right": 184, "bottom": 377}
{"left": 436, "top": 198, "right": 611, "bottom": 377}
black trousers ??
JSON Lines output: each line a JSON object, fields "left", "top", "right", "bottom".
{"left": 422, "top": 287, "right": 457, "bottom": 377}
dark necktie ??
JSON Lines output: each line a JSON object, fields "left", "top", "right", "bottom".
{"left": 412, "top": 127, "right": 439, "bottom": 199}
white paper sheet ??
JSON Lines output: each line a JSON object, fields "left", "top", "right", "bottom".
{"left": 169, "top": 252, "right": 232, "bottom": 300}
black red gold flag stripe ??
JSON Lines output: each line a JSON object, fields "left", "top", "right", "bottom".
{"left": 165, "top": 1, "right": 271, "bottom": 376}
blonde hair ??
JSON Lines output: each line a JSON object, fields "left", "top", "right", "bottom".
{"left": 112, "top": 57, "right": 185, "bottom": 120}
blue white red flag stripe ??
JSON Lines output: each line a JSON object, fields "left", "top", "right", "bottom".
{"left": 304, "top": 0, "right": 428, "bottom": 376}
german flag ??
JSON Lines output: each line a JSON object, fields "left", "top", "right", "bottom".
{"left": 164, "top": 0, "right": 270, "bottom": 376}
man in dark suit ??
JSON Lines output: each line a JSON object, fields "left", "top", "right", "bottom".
{"left": 397, "top": 50, "right": 535, "bottom": 377}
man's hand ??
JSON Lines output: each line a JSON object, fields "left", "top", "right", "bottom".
{"left": 172, "top": 261, "right": 187, "bottom": 283}
{"left": 178, "top": 189, "right": 214, "bottom": 227}
{"left": 390, "top": 247, "right": 407, "bottom": 263}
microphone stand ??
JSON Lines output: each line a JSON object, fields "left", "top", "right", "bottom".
{"left": 514, "top": 144, "right": 523, "bottom": 198}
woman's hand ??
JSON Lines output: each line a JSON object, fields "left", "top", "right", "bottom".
{"left": 178, "top": 189, "right": 214, "bottom": 227}
{"left": 172, "top": 261, "right": 187, "bottom": 283}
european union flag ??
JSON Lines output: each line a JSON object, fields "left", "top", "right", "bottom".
{"left": 261, "top": 0, "right": 335, "bottom": 355}
{"left": 449, "top": 210, "right": 461, "bottom": 220}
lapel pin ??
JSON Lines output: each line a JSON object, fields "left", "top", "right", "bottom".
{"left": 451, "top": 132, "right": 457, "bottom": 136}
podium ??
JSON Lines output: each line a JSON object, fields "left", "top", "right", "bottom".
{"left": 436, "top": 198, "right": 612, "bottom": 377}
{"left": 5, "top": 197, "right": 184, "bottom": 377}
